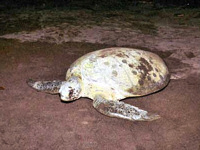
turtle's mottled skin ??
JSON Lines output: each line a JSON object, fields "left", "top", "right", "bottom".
{"left": 27, "top": 48, "right": 170, "bottom": 122}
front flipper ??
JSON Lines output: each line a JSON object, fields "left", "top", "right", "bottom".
{"left": 27, "top": 79, "right": 64, "bottom": 94}
{"left": 93, "top": 96, "right": 160, "bottom": 121}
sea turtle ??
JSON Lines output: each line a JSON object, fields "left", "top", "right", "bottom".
{"left": 27, "top": 47, "right": 170, "bottom": 121}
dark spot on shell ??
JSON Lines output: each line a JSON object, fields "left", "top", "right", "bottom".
{"left": 147, "top": 76, "right": 151, "bottom": 81}
{"left": 153, "top": 73, "right": 157, "bottom": 77}
{"left": 137, "top": 57, "right": 153, "bottom": 85}
{"left": 127, "top": 88, "right": 134, "bottom": 94}
{"left": 136, "top": 52, "right": 141, "bottom": 55}
{"left": 99, "top": 54, "right": 107, "bottom": 58}
{"left": 112, "top": 70, "right": 118, "bottom": 76}
{"left": 128, "top": 64, "right": 134, "bottom": 68}
{"left": 104, "top": 62, "right": 109, "bottom": 65}
{"left": 138, "top": 58, "right": 153, "bottom": 72}
{"left": 116, "top": 53, "right": 124, "bottom": 57}
{"left": 112, "top": 64, "right": 117, "bottom": 68}
{"left": 89, "top": 57, "right": 96, "bottom": 62}
{"left": 150, "top": 60, "right": 153, "bottom": 64}
{"left": 132, "top": 71, "right": 137, "bottom": 75}
{"left": 155, "top": 68, "right": 159, "bottom": 72}
{"left": 68, "top": 79, "right": 73, "bottom": 82}
{"left": 139, "top": 80, "right": 144, "bottom": 85}
{"left": 99, "top": 49, "right": 114, "bottom": 58}
{"left": 99, "top": 49, "right": 118, "bottom": 58}
{"left": 126, "top": 68, "right": 170, "bottom": 97}
{"left": 159, "top": 75, "right": 164, "bottom": 80}
{"left": 124, "top": 53, "right": 130, "bottom": 58}
{"left": 122, "top": 59, "right": 127, "bottom": 63}
{"left": 116, "top": 52, "right": 129, "bottom": 58}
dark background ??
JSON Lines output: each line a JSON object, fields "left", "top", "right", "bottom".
{"left": 0, "top": 0, "right": 200, "bottom": 150}
{"left": 0, "top": 0, "right": 200, "bottom": 9}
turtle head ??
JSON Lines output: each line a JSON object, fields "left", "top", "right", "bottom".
{"left": 59, "top": 76, "right": 81, "bottom": 101}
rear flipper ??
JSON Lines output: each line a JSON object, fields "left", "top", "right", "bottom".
{"left": 27, "top": 79, "right": 64, "bottom": 94}
{"left": 93, "top": 95, "right": 160, "bottom": 121}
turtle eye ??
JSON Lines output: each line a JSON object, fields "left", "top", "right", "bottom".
{"left": 68, "top": 89, "right": 74, "bottom": 99}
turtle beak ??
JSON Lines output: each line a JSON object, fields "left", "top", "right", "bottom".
{"left": 60, "top": 94, "right": 75, "bottom": 102}
{"left": 60, "top": 95, "right": 70, "bottom": 101}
